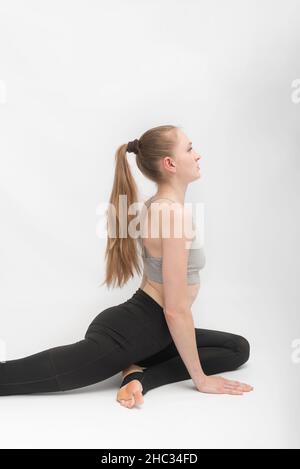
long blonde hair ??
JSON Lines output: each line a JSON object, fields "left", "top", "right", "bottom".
{"left": 100, "top": 124, "right": 179, "bottom": 289}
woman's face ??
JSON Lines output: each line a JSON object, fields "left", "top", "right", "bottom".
{"left": 171, "top": 129, "right": 202, "bottom": 183}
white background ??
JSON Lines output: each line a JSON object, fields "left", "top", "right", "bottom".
{"left": 0, "top": 0, "right": 299, "bottom": 449}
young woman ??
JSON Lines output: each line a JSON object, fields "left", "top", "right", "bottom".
{"left": 0, "top": 124, "right": 253, "bottom": 407}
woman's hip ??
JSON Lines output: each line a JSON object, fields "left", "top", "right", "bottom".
{"left": 85, "top": 288, "right": 172, "bottom": 355}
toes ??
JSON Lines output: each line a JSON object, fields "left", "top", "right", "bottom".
{"left": 126, "top": 398, "right": 134, "bottom": 408}
{"left": 134, "top": 391, "right": 144, "bottom": 405}
{"left": 117, "top": 381, "right": 144, "bottom": 408}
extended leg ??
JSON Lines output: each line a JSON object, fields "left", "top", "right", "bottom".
{"left": 131, "top": 328, "right": 250, "bottom": 395}
{"left": 0, "top": 335, "right": 133, "bottom": 396}
{"left": 0, "top": 303, "right": 161, "bottom": 396}
{"left": 0, "top": 299, "right": 176, "bottom": 396}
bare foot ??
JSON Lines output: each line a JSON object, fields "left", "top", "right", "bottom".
{"left": 116, "top": 374, "right": 144, "bottom": 409}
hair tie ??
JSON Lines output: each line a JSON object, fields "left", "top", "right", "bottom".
{"left": 127, "top": 139, "right": 140, "bottom": 154}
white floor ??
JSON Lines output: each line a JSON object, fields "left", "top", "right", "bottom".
{"left": 0, "top": 356, "right": 297, "bottom": 449}
{"left": 0, "top": 286, "right": 298, "bottom": 449}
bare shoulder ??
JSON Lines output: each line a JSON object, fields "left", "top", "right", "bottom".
{"left": 154, "top": 201, "right": 194, "bottom": 241}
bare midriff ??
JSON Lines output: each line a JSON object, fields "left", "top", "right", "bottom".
{"left": 139, "top": 277, "right": 200, "bottom": 310}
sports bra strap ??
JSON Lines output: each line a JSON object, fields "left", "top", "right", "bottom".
{"left": 142, "top": 197, "right": 176, "bottom": 254}
{"left": 145, "top": 196, "right": 177, "bottom": 207}
{"left": 141, "top": 197, "right": 194, "bottom": 258}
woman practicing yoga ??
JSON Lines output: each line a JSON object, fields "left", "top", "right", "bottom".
{"left": 0, "top": 124, "right": 253, "bottom": 408}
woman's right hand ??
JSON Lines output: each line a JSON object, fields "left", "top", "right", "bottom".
{"left": 195, "top": 375, "right": 254, "bottom": 395}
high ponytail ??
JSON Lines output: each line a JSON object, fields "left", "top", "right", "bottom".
{"left": 99, "top": 142, "right": 141, "bottom": 289}
{"left": 100, "top": 124, "right": 178, "bottom": 289}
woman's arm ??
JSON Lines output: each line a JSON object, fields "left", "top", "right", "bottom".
{"left": 161, "top": 203, "right": 206, "bottom": 388}
{"left": 163, "top": 308, "right": 205, "bottom": 388}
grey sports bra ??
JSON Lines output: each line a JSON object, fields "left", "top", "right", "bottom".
{"left": 138, "top": 197, "right": 206, "bottom": 285}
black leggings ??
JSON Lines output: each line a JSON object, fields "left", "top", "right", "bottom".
{"left": 0, "top": 288, "right": 250, "bottom": 396}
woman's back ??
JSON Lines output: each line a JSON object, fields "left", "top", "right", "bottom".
{"left": 138, "top": 196, "right": 205, "bottom": 309}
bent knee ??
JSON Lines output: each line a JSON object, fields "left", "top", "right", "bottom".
{"left": 235, "top": 335, "right": 250, "bottom": 365}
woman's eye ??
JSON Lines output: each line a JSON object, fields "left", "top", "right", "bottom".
{"left": 189, "top": 147, "right": 193, "bottom": 151}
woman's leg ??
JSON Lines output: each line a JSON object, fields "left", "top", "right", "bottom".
{"left": 0, "top": 290, "right": 168, "bottom": 396}
{"left": 126, "top": 328, "right": 250, "bottom": 395}
{"left": 0, "top": 337, "right": 120, "bottom": 395}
